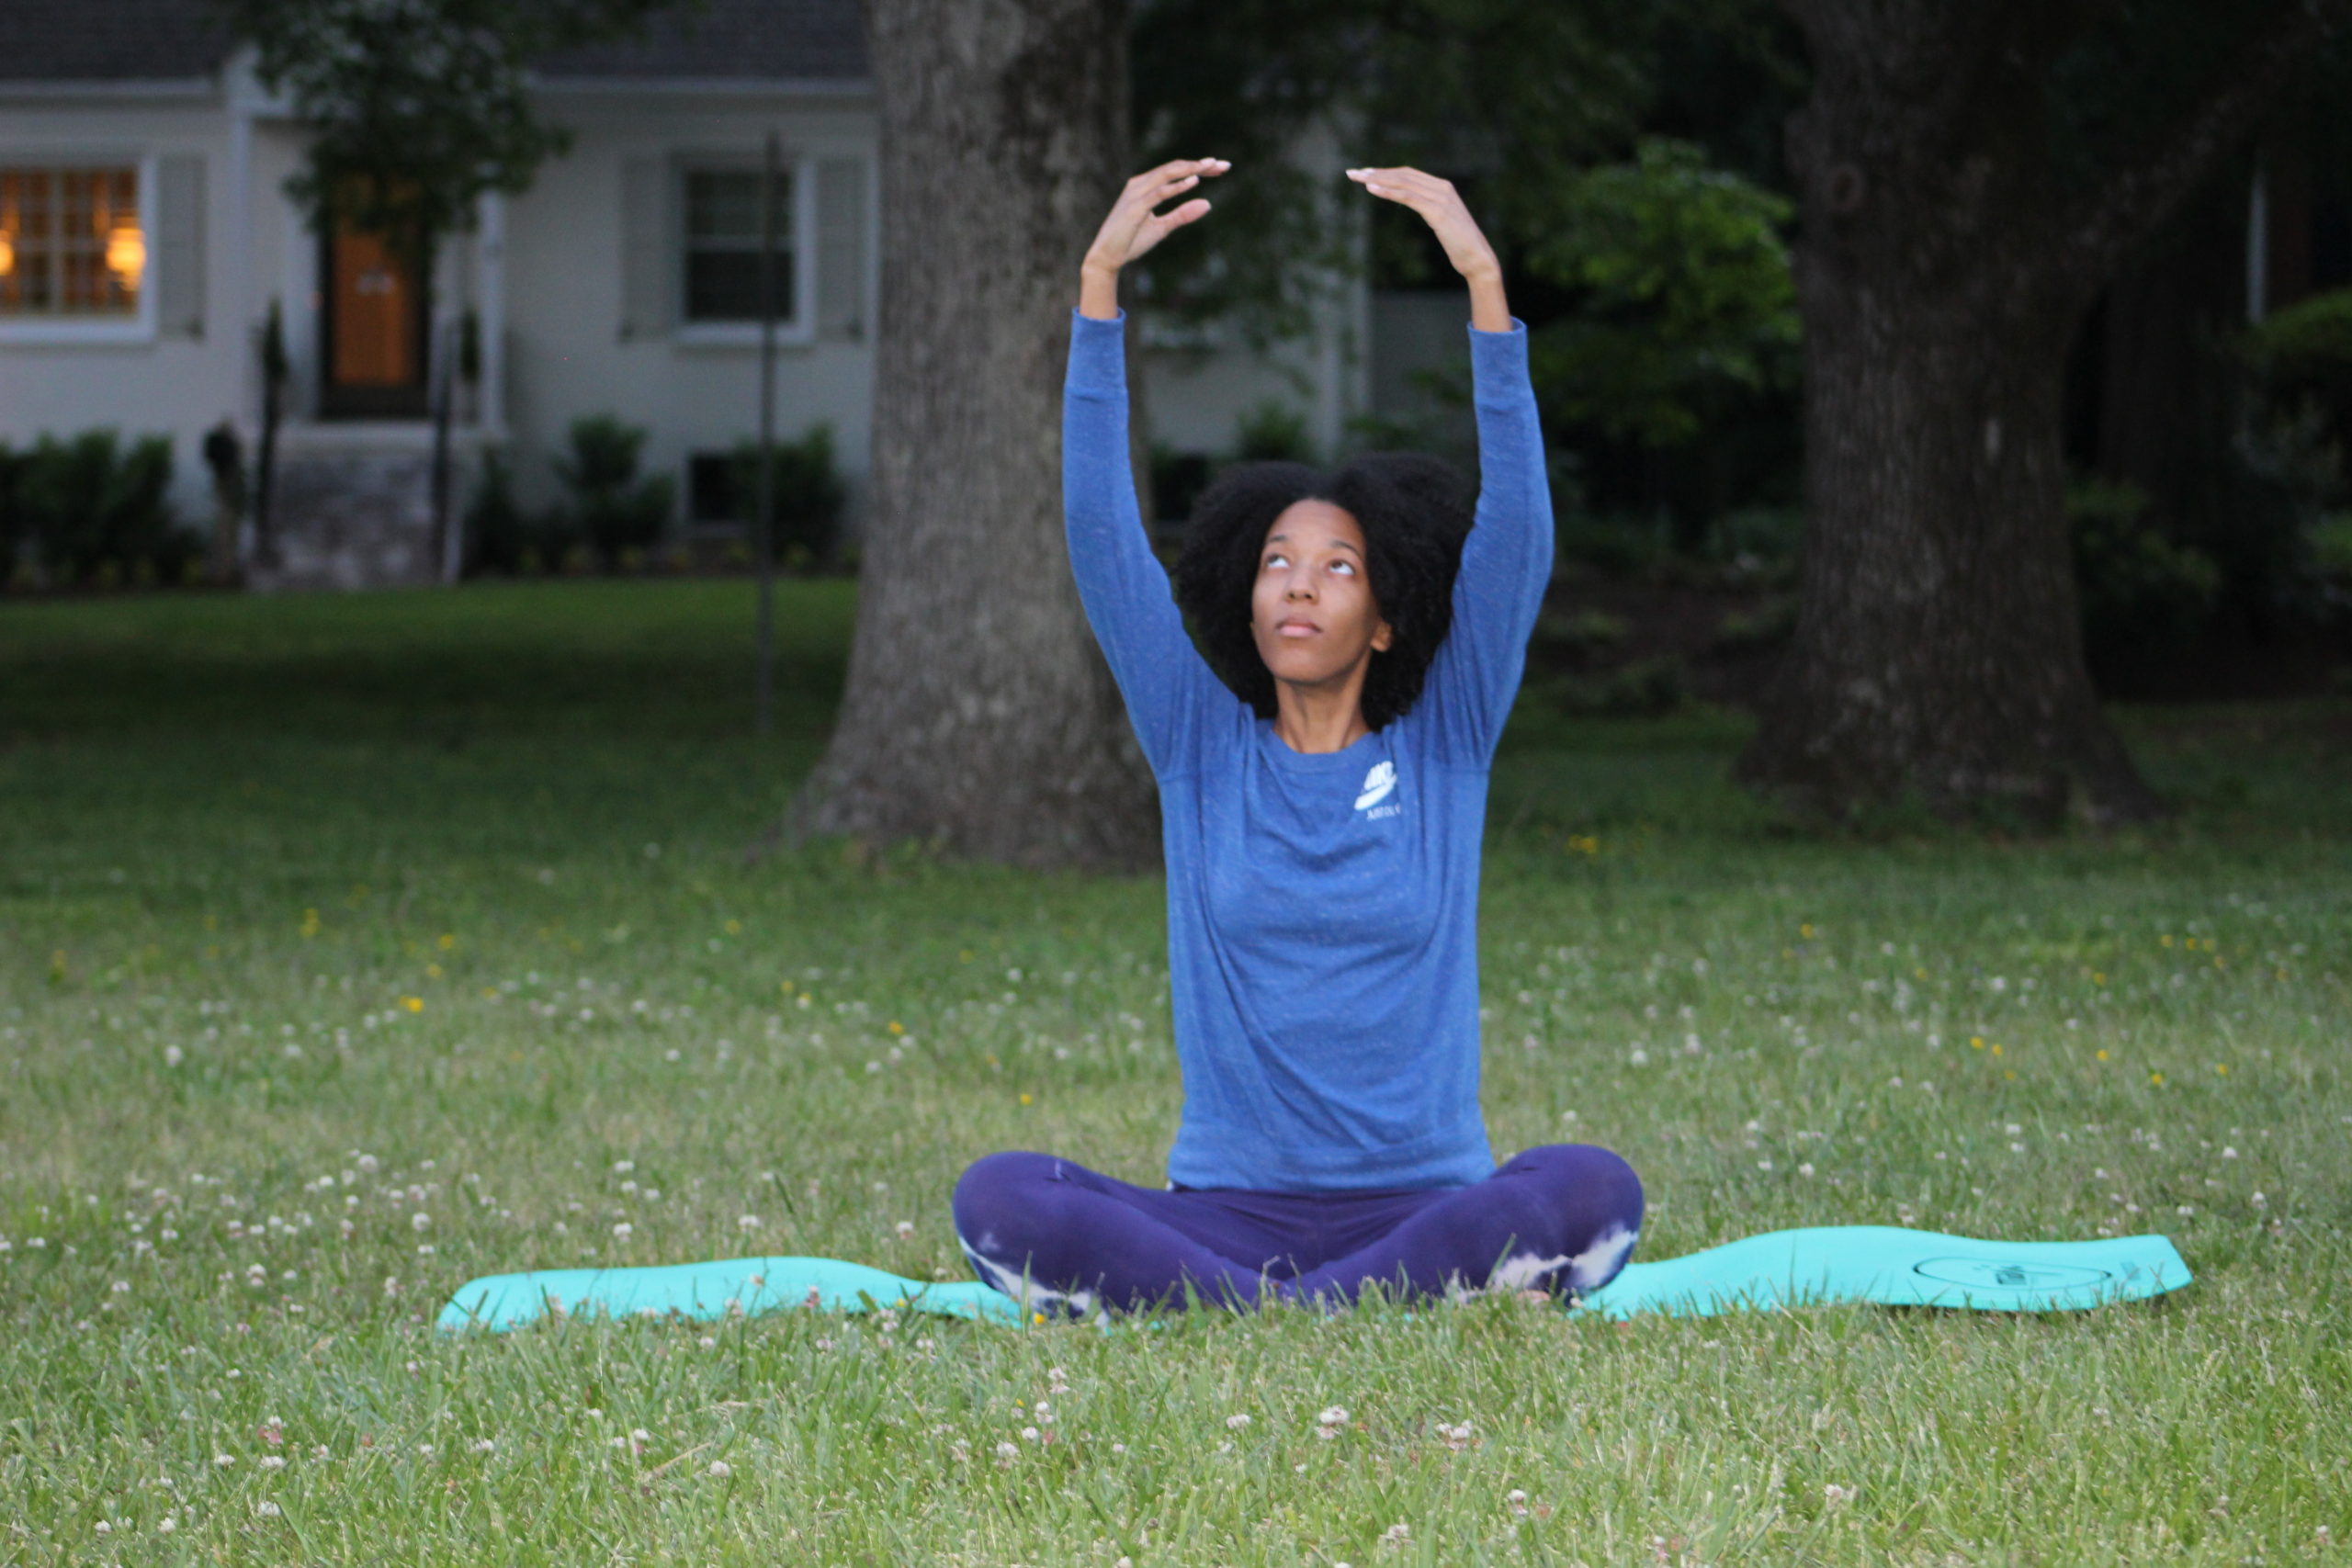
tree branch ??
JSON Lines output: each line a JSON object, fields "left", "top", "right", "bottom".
{"left": 2054, "top": 0, "right": 2352, "bottom": 291}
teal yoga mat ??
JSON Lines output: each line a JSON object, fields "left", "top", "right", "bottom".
{"left": 437, "top": 1226, "right": 2188, "bottom": 1333}
{"left": 1575, "top": 1225, "right": 2189, "bottom": 1319}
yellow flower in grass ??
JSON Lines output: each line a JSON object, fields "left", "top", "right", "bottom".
{"left": 2149, "top": 1070, "right": 2166, "bottom": 1088}
{"left": 401, "top": 997, "right": 424, "bottom": 1014}
{"left": 2096, "top": 1049, "right": 2109, "bottom": 1061}
{"left": 437, "top": 932, "right": 456, "bottom": 951}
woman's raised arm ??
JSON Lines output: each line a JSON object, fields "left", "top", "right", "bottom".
{"left": 1063, "top": 160, "right": 1233, "bottom": 776}
{"left": 1346, "top": 166, "right": 1547, "bottom": 760}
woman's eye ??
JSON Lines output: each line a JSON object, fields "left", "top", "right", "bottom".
{"left": 1329, "top": 559, "right": 1355, "bottom": 576}
{"left": 1262, "top": 553, "right": 1289, "bottom": 570}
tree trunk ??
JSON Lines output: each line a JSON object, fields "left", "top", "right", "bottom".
{"left": 1740, "top": 243, "right": 2159, "bottom": 824}
{"left": 789, "top": 0, "right": 1158, "bottom": 868}
{"left": 1741, "top": 4, "right": 2180, "bottom": 826}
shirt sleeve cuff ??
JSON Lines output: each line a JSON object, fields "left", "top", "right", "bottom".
{"left": 1069, "top": 308, "right": 1128, "bottom": 392}
{"left": 1467, "top": 316, "right": 1528, "bottom": 401}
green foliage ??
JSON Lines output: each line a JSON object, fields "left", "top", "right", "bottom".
{"left": 5, "top": 431, "right": 193, "bottom": 587}
{"left": 1555, "top": 514, "right": 1675, "bottom": 580}
{"left": 1711, "top": 595, "right": 1797, "bottom": 654}
{"left": 556, "top": 415, "right": 674, "bottom": 568}
{"left": 1127, "top": 0, "right": 1719, "bottom": 344}
{"left": 731, "top": 424, "right": 847, "bottom": 570}
{"left": 226, "top": 0, "right": 677, "bottom": 258}
{"left": 1524, "top": 139, "right": 1799, "bottom": 448}
{"left": 463, "top": 451, "right": 538, "bottom": 577}
{"left": 1532, "top": 607, "right": 1630, "bottom": 660}
{"left": 0, "top": 442, "right": 20, "bottom": 568}
{"left": 2069, "top": 478, "right": 2224, "bottom": 664}
{"left": 2244, "top": 288, "right": 2352, "bottom": 475}
{"left": 1230, "top": 400, "right": 1317, "bottom": 465}
{"left": 1699, "top": 503, "right": 1804, "bottom": 585}
{"left": 2312, "top": 513, "right": 2352, "bottom": 578}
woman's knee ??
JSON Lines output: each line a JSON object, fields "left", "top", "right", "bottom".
{"left": 951, "top": 1150, "right": 1060, "bottom": 1243}
{"left": 1498, "top": 1143, "right": 1644, "bottom": 1226}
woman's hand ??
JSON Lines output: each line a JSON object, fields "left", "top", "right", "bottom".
{"left": 1078, "top": 158, "right": 1228, "bottom": 320}
{"left": 1345, "top": 166, "right": 1511, "bottom": 333}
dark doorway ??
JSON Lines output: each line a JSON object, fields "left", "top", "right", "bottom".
{"left": 319, "top": 220, "right": 429, "bottom": 419}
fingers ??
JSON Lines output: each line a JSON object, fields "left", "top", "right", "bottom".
{"left": 1344, "top": 166, "right": 1453, "bottom": 203}
{"left": 1129, "top": 157, "right": 1230, "bottom": 195}
{"left": 1154, "top": 197, "right": 1212, "bottom": 231}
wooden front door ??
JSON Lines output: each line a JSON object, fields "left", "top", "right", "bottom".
{"left": 321, "top": 222, "right": 428, "bottom": 418}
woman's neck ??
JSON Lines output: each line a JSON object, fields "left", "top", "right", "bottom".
{"left": 1270, "top": 671, "right": 1373, "bottom": 754}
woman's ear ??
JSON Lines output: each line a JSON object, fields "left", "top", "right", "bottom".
{"left": 1371, "top": 617, "right": 1395, "bottom": 654}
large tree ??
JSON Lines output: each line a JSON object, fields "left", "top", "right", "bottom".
{"left": 786, "top": 0, "right": 1157, "bottom": 868}
{"left": 1738, "top": 0, "right": 2351, "bottom": 823}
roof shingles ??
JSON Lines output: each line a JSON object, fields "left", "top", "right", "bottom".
{"left": 0, "top": 0, "right": 865, "bottom": 85}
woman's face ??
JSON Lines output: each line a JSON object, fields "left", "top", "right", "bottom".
{"left": 1250, "top": 500, "right": 1393, "bottom": 691}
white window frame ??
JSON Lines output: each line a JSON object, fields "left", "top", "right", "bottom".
{"left": 0, "top": 150, "right": 160, "bottom": 345}
{"left": 671, "top": 150, "right": 817, "bottom": 349}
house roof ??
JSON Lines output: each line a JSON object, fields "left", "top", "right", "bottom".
{"left": 539, "top": 0, "right": 867, "bottom": 82}
{"left": 0, "top": 0, "right": 866, "bottom": 85}
{"left": 0, "top": 0, "right": 235, "bottom": 83}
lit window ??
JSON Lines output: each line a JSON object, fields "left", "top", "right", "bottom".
{"left": 0, "top": 167, "right": 142, "bottom": 317}
{"left": 681, "top": 166, "right": 794, "bottom": 323}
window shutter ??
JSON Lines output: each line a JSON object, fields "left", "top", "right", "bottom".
{"left": 156, "top": 154, "right": 204, "bottom": 339}
{"left": 815, "top": 156, "right": 865, "bottom": 341}
{"left": 619, "top": 155, "right": 671, "bottom": 341}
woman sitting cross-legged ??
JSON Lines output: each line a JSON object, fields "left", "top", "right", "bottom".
{"left": 953, "top": 158, "right": 1642, "bottom": 1318}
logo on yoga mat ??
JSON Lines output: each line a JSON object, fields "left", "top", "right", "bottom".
{"left": 1911, "top": 1258, "right": 2113, "bottom": 1292}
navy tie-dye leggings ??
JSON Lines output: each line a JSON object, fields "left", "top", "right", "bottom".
{"left": 951, "top": 1143, "right": 1643, "bottom": 1318}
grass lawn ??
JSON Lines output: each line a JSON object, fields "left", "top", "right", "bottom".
{"left": 1, "top": 579, "right": 2346, "bottom": 1565}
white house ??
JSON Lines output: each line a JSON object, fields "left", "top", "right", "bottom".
{"left": 0, "top": 0, "right": 1464, "bottom": 588}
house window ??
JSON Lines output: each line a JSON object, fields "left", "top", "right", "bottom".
{"left": 0, "top": 166, "right": 142, "bottom": 318}
{"left": 682, "top": 166, "right": 795, "bottom": 323}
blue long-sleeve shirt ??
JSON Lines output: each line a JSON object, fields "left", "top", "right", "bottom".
{"left": 1063, "top": 309, "right": 1553, "bottom": 1191}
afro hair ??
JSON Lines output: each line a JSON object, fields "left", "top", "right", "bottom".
{"left": 1171, "top": 453, "right": 1476, "bottom": 730}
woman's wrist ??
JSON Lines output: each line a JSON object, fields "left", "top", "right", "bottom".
{"left": 1465, "top": 269, "right": 1510, "bottom": 333}
{"left": 1079, "top": 263, "right": 1122, "bottom": 321}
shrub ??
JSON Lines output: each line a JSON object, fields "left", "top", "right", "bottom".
{"left": 2069, "top": 478, "right": 2222, "bottom": 666}
{"left": 1231, "top": 399, "right": 1315, "bottom": 464}
{"left": 1701, "top": 505, "right": 1804, "bottom": 586}
{"left": 731, "top": 423, "right": 847, "bottom": 570}
{"left": 556, "top": 414, "right": 673, "bottom": 570}
{"left": 2244, "top": 288, "right": 2352, "bottom": 456}
{"left": 1527, "top": 657, "right": 1689, "bottom": 718}
{"left": 2312, "top": 512, "right": 2352, "bottom": 579}
{"left": 1555, "top": 514, "right": 1674, "bottom": 580}
{"left": 0, "top": 442, "right": 22, "bottom": 572}
{"left": 13, "top": 431, "right": 195, "bottom": 586}
{"left": 463, "top": 451, "right": 535, "bottom": 577}
{"left": 1712, "top": 596, "right": 1797, "bottom": 654}
{"left": 1531, "top": 607, "right": 1629, "bottom": 665}
{"left": 1149, "top": 442, "right": 1214, "bottom": 529}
